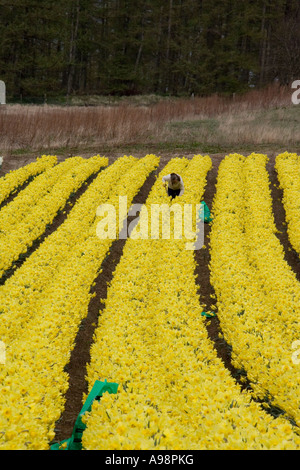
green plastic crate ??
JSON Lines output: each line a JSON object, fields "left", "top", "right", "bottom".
{"left": 51, "top": 379, "right": 118, "bottom": 450}
{"left": 198, "top": 201, "right": 213, "bottom": 223}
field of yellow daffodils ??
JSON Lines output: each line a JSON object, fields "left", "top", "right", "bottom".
{"left": 0, "top": 154, "right": 159, "bottom": 449}
{"left": 210, "top": 153, "right": 300, "bottom": 428}
{"left": 0, "top": 152, "right": 300, "bottom": 450}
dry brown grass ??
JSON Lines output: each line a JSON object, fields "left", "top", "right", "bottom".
{"left": 0, "top": 83, "right": 297, "bottom": 155}
{"left": 0, "top": 104, "right": 157, "bottom": 152}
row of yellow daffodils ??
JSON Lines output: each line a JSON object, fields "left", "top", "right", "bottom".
{"left": 82, "top": 155, "right": 300, "bottom": 450}
{"left": 0, "top": 155, "right": 57, "bottom": 205}
{"left": 0, "top": 156, "right": 80, "bottom": 232}
{"left": 210, "top": 153, "right": 300, "bottom": 427}
{"left": 0, "top": 155, "right": 135, "bottom": 342}
{"left": 0, "top": 155, "right": 159, "bottom": 449}
{"left": 0, "top": 156, "right": 108, "bottom": 278}
{"left": 275, "top": 152, "right": 300, "bottom": 254}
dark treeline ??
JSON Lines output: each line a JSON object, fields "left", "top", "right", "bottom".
{"left": 0, "top": 0, "right": 299, "bottom": 100}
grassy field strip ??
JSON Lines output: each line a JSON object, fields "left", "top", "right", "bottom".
{"left": 0, "top": 154, "right": 159, "bottom": 449}
{"left": 0, "top": 156, "right": 108, "bottom": 277}
{"left": 81, "top": 155, "right": 300, "bottom": 450}
{"left": 0, "top": 155, "right": 57, "bottom": 205}
{"left": 275, "top": 152, "right": 300, "bottom": 255}
{"left": 210, "top": 153, "right": 300, "bottom": 426}
{"left": 0, "top": 86, "right": 296, "bottom": 155}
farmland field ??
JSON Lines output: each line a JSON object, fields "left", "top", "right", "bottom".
{"left": 1, "top": 148, "right": 300, "bottom": 451}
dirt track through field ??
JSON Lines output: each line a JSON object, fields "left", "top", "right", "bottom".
{"left": 52, "top": 161, "right": 163, "bottom": 443}
{"left": 193, "top": 156, "right": 252, "bottom": 388}
{"left": 267, "top": 155, "right": 300, "bottom": 281}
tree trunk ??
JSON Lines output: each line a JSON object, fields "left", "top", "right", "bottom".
{"left": 67, "top": 0, "right": 80, "bottom": 96}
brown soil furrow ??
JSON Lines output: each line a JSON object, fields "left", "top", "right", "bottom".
{"left": 267, "top": 154, "right": 300, "bottom": 281}
{"left": 194, "top": 156, "right": 299, "bottom": 422}
{"left": 193, "top": 157, "right": 249, "bottom": 387}
{"left": 53, "top": 165, "right": 161, "bottom": 444}
{"left": 0, "top": 174, "right": 42, "bottom": 211}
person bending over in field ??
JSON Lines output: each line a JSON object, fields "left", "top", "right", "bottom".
{"left": 162, "top": 172, "right": 184, "bottom": 199}
{"left": 162, "top": 173, "right": 184, "bottom": 199}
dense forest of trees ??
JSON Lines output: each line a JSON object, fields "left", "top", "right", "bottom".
{"left": 0, "top": 0, "right": 299, "bottom": 100}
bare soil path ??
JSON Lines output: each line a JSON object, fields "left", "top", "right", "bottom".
{"left": 53, "top": 163, "right": 161, "bottom": 443}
